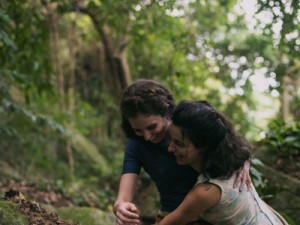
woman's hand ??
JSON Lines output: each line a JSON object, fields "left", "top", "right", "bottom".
{"left": 114, "top": 201, "right": 140, "bottom": 225}
{"left": 233, "top": 160, "right": 251, "bottom": 191}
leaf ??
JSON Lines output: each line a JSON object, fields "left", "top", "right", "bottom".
{"left": 0, "top": 30, "right": 17, "bottom": 49}
{"left": 284, "top": 136, "right": 299, "bottom": 144}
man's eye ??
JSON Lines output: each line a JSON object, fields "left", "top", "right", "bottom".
{"left": 134, "top": 129, "right": 142, "bottom": 133}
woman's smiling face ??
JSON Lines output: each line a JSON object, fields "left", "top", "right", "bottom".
{"left": 128, "top": 114, "right": 170, "bottom": 144}
{"left": 167, "top": 123, "right": 201, "bottom": 171}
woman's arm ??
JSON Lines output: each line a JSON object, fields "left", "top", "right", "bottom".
{"left": 157, "top": 183, "right": 221, "bottom": 225}
{"left": 114, "top": 173, "right": 140, "bottom": 225}
{"left": 233, "top": 160, "right": 251, "bottom": 191}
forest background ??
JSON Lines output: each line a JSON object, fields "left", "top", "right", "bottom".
{"left": 0, "top": 0, "right": 299, "bottom": 224}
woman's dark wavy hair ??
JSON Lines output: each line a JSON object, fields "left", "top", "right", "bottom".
{"left": 171, "top": 100, "right": 251, "bottom": 179}
{"left": 120, "top": 79, "right": 175, "bottom": 138}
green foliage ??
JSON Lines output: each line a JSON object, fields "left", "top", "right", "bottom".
{"left": 0, "top": 0, "right": 124, "bottom": 185}
{"left": 0, "top": 4, "right": 16, "bottom": 50}
{"left": 249, "top": 158, "right": 283, "bottom": 202}
{"left": 1, "top": 99, "right": 66, "bottom": 134}
{"left": 251, "top": 119, "right": 300, "bottom": 225}
{"left": 264, "top": 120, "right": 300, "bottom": 159}
{"left": 249, "top": 159, "right": 265, "bottom": 188}
{"left": 0, "top": 0, "right": 53, "bottom": 96}
{"left": 280, "top": 213, "right": 297, "bottom": 225}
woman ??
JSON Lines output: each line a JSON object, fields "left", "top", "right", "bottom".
{"left": 113, "top": 80, "right": 251, "bottom": 225}
{"left": 156, "top": 100, "right": 288, "bottom": 225}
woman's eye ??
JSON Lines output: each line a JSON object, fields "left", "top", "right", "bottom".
{"left": 175, "top": 141, "right": 185, "bottom": 147}
{"left": 134, "top": 129, "right": 142, "bottom": 133}
{"left": 147, "top": 124, "right": 156, "bottom": 130}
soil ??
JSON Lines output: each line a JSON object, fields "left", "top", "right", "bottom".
{"left": 0, "top": 180, "right": 77, "bottom": 225}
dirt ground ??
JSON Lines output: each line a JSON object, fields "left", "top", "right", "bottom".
{"left": 1, "top": 181, "right": 77, "bottom": 225}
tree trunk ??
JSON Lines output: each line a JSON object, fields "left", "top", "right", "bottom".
{"left": 65, "top": 22, "right": 79, "bottom": 177}
{"left": 44, "top": 0, "right": 65, "bottom": 110}
{"left": 44, "top": 0, "right": 75, "bottom": 175}
{"left": 78, "top": 8, "right": 132, "bottom": 99}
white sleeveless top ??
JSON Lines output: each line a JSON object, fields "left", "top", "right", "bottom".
{"left": 196, "top": 173, "right": 284, "bottom": 225}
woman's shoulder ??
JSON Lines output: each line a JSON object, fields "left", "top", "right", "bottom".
{"left": 196, "top": 174, "right": 237, "bottom": 197}
{"left": 126, "top": 137, "right": 145, "bottom": 148}
{"left": 190, "top": 180, "right": 221, "bottom": 210}
{"left": 126, "top": 137, "right": 156, "bottom": 150}
{"left": 127, "top": 137, "right": 142, "bottom": 144}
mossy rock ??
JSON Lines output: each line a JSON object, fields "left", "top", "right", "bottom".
{"left": 54, "top": 206, "right": 115, "bottom": 225}
{"left": 0, "top": 200, "right": 28, "bottom": 225}
{"left": 253, "top": 149, "right": 300, "bottom": 225}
